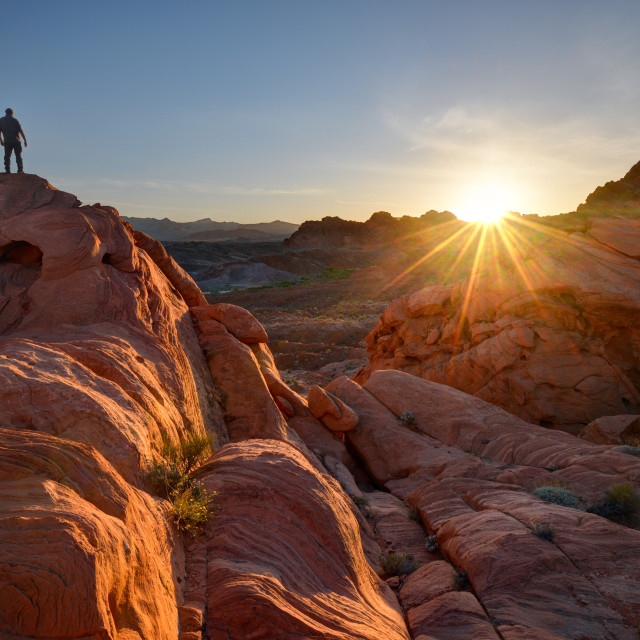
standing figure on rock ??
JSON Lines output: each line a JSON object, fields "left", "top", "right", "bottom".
{"left": 0, "top": 108, "right": 28, "bottom": 174}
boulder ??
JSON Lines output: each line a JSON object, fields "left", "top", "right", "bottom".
{"left": 578, "top": 414, "right": 640, "bottom": 445}
{"left": 191, "top": 302, "right": 268, "bottom": 344}
{"left": 308, "top": 385, "right": 359, "bottom": 432}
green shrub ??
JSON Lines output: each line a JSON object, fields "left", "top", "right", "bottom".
{"left": 378, "top": 551, "right": 418, "bottom": 577}
{"left": 425, "top": 534, "right": 439, "bottom": 552}
{"left": 533, "top": 485, "right": 583, "bottom": 510}
{"left": 171, "top": 483, "right": 216, "bottom": 536}
{"left": 399, "top": 410, "right": 417, "bottom": 428}
{"left": 452, "top": 568, "right": 468, "bottom": 590}
{"left": 617, "top": 445, "right": 640, "bottom": 458}
{"left": 588, "top": 482, "right": 640, "bottom": 527}
{"left": 530, "top": 523, "right": 554, "bottom": 542}
{"left": 148, "top": 432, "right": 216, "bottom": 535}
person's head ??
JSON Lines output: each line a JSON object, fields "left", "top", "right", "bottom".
{"left": 5, "top": 108, "right": 13, "bottom": 116}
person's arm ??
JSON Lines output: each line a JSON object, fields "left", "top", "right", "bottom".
{"left": 19, "top": 126, "right": 27, "bottom": 147}
{"left": 0, "top": 132, "right": 3, "bottom": 147}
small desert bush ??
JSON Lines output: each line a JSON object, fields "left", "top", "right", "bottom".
{"left": 452, "top": 568, "right": 468, "bottom": 590}
{"left": 399, "top": 410, "right": 417, "bottom": 428}
{"left": 530, "top": 522, "right": 554, "bottom": 542}
{"left": 587, "top": 482, "right": 640, "bottom": 528}
{"left": 425, "top": 534, "right": 439, "bottom": 552}
{"left": 618, "top": 445, "right": 640, "bottom": 458}
{"left": 148, "top": 432, "right": 216, "bottom": 535}
{"left": 171, "top": 483, "right": 216, "bottom": 536}
{"left": 533, "top": 485, "right": 583, "bottom": 510}
{"left": 378, "top": 551, "right": 418, "bottom": 577}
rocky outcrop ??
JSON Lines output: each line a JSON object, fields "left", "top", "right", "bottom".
{"left": 358, "top": 215, "right": 640, "bottom": 431}
{"left": 327, "top": 370, "right": 640, "bottom": 638}
{"left": 579, "top": 414, "right": 640, "bottom": 445}
{"left": 284, "top": 210, "right": 458, "bottom": 249}
{"left": 0, "top": 175, "right": 226, "bottom": 638}
{"left": 577, "top": 159, "right": 640, "bottom": 218}
{"left": 0, "top": 175, "right": 411, "bottom": 640}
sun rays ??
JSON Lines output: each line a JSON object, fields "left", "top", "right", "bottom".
{"left": 376, "top": 208, "right": 599, "bottom": 345}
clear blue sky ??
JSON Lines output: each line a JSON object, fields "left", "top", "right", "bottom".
{"left": 5, "top": 1, "right": 640, "bottom": 222}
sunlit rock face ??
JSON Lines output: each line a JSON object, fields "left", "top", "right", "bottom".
{"left": 358, "top": 215, "right": 640, "bottom": 432}
{"left": 0, "top": 174, "right": 227, "bottom": 639}
{"left": 195, "top": 439, "right": 410, "bottom": 640}
{"left": 0, "top": 175, "right": 409, "bottom": 640}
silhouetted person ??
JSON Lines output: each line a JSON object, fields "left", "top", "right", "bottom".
{"left": 0, "top": 108, "right": 27, "bottom": 174}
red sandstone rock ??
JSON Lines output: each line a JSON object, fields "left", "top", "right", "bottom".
{"left": 327, "top": 371, "right": 640, "bottom": 635}
{"left": 0, "top": 175, "right": 226, "bottom": 638}
{"left": 250, "top": 341, "right": 309, "bottom": 416}
{"left": 196, "top": 318, "right": 287, "bottom": 441}
{"left": 196, "top": 439, "right": 410, "bottom": 640}
{"left": 308, "top": 384, "right": 359, "bottom": 431}
{"left": 397, "top": 561, "right": 457, "bottom": 610}
{"left": 134, "top": 229, "right": 207, "bottom": 307}
{"left": 578, "top": 414, "right": 640, "bottom": 445}
{"left": 191, "top": 302, "right": 268, "bottom": 343}
{"left": 407, "top": 591, "right": 500, "bottom": 639}
{"left": 0, "top": 429, "right": 180, "bottom": 639}
{"left": 359, "top": 216, "right": 640, "bottom": 430}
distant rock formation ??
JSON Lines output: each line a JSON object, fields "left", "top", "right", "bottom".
{"left": 284, "top": 209, "right": 458, "bottom": 249}
{"left": 358, "top": 214, "right": 640, "bottom": 431}
{"left": 577, "top": 159, "right": 640, "bottom": 217}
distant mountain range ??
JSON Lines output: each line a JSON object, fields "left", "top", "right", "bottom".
{"left": 122, "top": 216, "right": 299, "bottom": 242}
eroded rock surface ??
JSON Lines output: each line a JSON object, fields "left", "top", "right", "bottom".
{"left": 324, "top": 371, "right": 640, "bottom": 637}
{"left": 0, "top": 175, "right": 228, "bottom": 639}
{"left": 358, "top": 216, "right": 640, "bottom": 431}
{"left": 196, "top": 439, "right": 409, "bottom": 640}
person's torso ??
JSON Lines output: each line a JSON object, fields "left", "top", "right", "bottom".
{"left": 0, "top": 116, "right": 21, "bottom": 144}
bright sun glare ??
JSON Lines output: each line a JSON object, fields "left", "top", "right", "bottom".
{"left": 454, "top": 184, "right": 515, "bottom": 224}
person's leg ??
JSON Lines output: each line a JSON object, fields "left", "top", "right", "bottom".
{"left": 3, "top": 144, "right": 11, "bottom": 172}
{"left": 14, "top": 143, "right": 23, "bottom": 172}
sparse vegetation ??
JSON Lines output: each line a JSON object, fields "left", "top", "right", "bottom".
{"left": 425, "top": 534, "right": 439, "bottom": 552}
{"left": 452, "top": 568, "right": 468, "bottom": 590}
{"left": 530, "top": 522, "right": 554, "bottom": 542}
{"left": 587, "top": 482, "right": 640, "bottom": 528}
{"left": 170, "top": 483, "right": 216, "bottom": 536}
{"left": 352, "top": 495, "right": 369, "bottom": 508}
{"left": 533, "top": 485, "right": 583, "bottom": 510}
{"left": 618, "top": 445, "right": 640, "bottom": 458}
{"left": 148, "top": 433, "right": 217, "bottom": 535}
{"left": 248, "top": 267, "right": 355, "bottom": 291}
{"left": 378, "top": 551, "right": 418, "bottom": 577}
{"left": 399, "top": 410, "right": 417, "bottom": 428}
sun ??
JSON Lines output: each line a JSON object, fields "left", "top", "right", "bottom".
{"left": 453, "top": 183, "right": 515, "bottom": 224}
